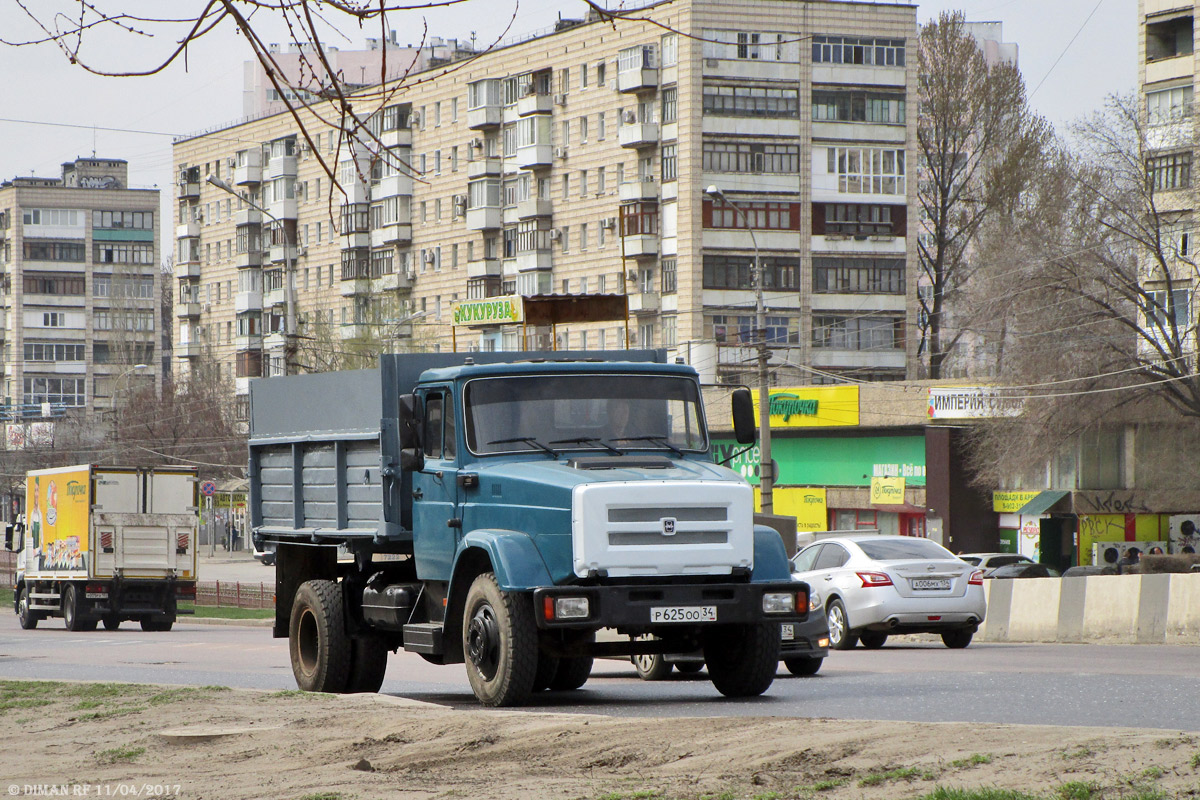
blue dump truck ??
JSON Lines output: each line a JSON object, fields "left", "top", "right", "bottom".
{"left": 248, "top": 350, "right": 808, "bottom": 706}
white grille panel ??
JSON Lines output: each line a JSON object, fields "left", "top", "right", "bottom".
{"left": 572, "top": 480, "right": 754, "bottom": 578}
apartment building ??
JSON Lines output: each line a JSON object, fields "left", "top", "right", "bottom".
{"left": 0, "top": 158, "right": 162, "bottom": 424}
{"left": 172, "top": 0, "right": 918, "bottom": 413}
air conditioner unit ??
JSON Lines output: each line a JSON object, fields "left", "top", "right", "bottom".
{"left": 600, "top": 217, "right": 615, "bottom": 230}
{"left": 470, "top": 137, "right": 484, "bottom": 149}
{"left": 548, "top": 228, "right": 561, "bottom": 241}
{"left": 553, "top": 93, "right": 567, "bottom": 106}
{"left": 622, "top": 110, "right": 637, "bottom": 124}
{"left": 226, "top": 157, "right": 237, "bottom": 171}
{"left": 203, "top": 303, "right": 213, "bottom": 313}
{"left": 299, "top": 140, "right": 311, "bottom": 153}
{"left": 411, "top": 111, "right": 422, "bottom": 125}
{"left": 521, "top": 83, "right": 536, "bottom": 97}
{"left": 424, "top": 250, "right": 436, "bottom": 263}
{"left": 405, "top": 269, "right": 417, "bottom": 281}
{"left": 554, "top": 146, "right": 568, "bottom": 159}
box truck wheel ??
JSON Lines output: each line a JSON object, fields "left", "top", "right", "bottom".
{"left": 62, "top": 585, "right": 95, "bottom": 632}
{"left": 702, "top": 623, "right": 780, "bottom": 698}
{"left": 102, "top": 616, "right": 121, "bottom": 631}
{"left": 532, "top": 651, "right": 560, "bottom": 692}
{"left": 345, "top": 635, "right": 389, "bottom": 694}
{"left": 550, "top": 655, "right": 593, "bottom": 691}
{"left": 289, "top": 579, "right": 351, "bottom": 693}
{"left": 141, "top": 617, "right": 174, "bottom": 632}
{"left": 462, "top": 572, "right": 537, "bottom": 707}
{"left": 17, "top": 586, "right": 38, "bottom": 630}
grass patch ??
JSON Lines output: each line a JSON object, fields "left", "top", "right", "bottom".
{"left": 700, "top": 793, "right": 737, "bottom": 800}
{"left": 858, "top": 766, "right": 921, "bottom": 787}
{"left": 1192, "top": 752, "right": 1200, "bottom": 768}
{"left": 1061, "top": 746, "right": 1096, "bottom": 760}
{"left": 76, "top": 705, "right": 147, "bottom": 721}
{"left": 630, "top": 792, "right": 661, "bottom": 799}
{"left": 1140, "top": 765, "right": 1165, "bottom": 780}
{"left": 192, "top": 605, "right": 274, "bottom": 620}
{"left": 916, "top": 789, "right": 1042, "bottom": 800}
{"left": 0, "top": 587, "right": 12, "bottom": 605}
{"left": 950, "top": 754, "right": 994, "bottom": 768}
{"left": 297, "top": 794, "right": 345, "bottom": 800}
{"left": 810, "top": 778, "right": 849, "bottom": 792}
{"left": 95, "top": 745, "right": 145, "bottom": 765}
{"left": 1055, "top": 781, "right": 1099, "bottom": 800}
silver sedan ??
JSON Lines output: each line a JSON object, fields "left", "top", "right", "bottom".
{"left": 790, "top": 535, "right": 986, "bottom": 650}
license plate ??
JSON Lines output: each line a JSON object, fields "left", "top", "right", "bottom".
{"left": 85, "top": 592, "right": 109, "bottom": 599}
{"left": 780, "top": 623, "right": 795, "bottom": 641}
{"left": 650, "top": 605, "right": 717, "bottom": 623}
{"left": 911, "top": 578, "right": 950, "bottom": 590}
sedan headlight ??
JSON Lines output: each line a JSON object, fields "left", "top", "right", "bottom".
{"left": 808, "top": 591, "right": 822, "bottom": 612}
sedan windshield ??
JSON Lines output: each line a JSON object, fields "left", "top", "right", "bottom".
{"left": 858, "top": 538, "right": 955, "bottom": 561}
{"left": 465, "top": 373, "right": 707, "bottom": 455}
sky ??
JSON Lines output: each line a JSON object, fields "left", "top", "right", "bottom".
{"left": 0, "top": 0, "right": 1134, "bottom": 205}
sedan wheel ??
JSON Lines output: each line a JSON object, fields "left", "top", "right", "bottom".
{"left": 941, "top": 628, "right": 974, "bottom": 649}
{"left": 826, "top": 599, "right": 858, "bottom": 650}
{"left": 859, "top": 631, "right": 888, "bottom": 649}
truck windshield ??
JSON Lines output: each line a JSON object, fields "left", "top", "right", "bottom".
{"left": 464, "top": 374, "right": 707, "bottom": 456}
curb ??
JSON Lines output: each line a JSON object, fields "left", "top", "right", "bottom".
{"left": 185, "top": 615, "right": 273, "bottom": 627}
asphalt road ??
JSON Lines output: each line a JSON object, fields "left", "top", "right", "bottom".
{"left": 1, "top": 613, "right": 1196, "bottom": 730}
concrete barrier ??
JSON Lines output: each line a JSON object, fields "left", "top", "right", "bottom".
{"left": 978, "top": 572, "right": 1200, "bottom": 645}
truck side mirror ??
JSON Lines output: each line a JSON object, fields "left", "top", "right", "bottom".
{"left": 400, "top": 448, "right": 425, "bottom": 472}
{"left": 731, "top": 388, "right": 757, "bottom": 445}
{"left": 3, "top": 523, "right": 12, "bottom": 551}
{"left": 398, "top": 393, "right": 419, "bottom": 449}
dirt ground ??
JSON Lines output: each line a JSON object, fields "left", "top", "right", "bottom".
{"left": 1, "top": 681, "right": 1197, "bottom": 800}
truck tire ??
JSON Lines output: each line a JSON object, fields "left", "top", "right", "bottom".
{"left": 784, "top": 656, "right": 823, "bottom": 676}
{"left": 632, "top": 653, "right": 673, "bottom": 681}
{"left": 102, "top": 616, "right": 121, "bottom": 631}
{"left": 62, "top": 585, "right": 91, "bottom": 632}
{"left": 345, "top": 636, "right": 389, "bottom": 694}
{"left": 462, "top": 572, "right": 537, "bottom": 707}
{"left": 826, "top": 599, "right": 858, "bottom": 650}
{"left": 17, "top": 586, "right": 38, "bottom": 630}
{"left": 141, "top": 617, "right": 174, "bottom": 632}
{"left": 289, "top": 579, "right": 351, "bottom": 693}
{"left": 675, "top": 661, "right": 705, "bottom": 674}
{"left": 702, "top": 623, "right": 780, "bottom": 698}
{"left": 532, "top": 651, "right": 560, "bottom": 692}
{"left": 550, "top": 656, "right": 593, "bottom": 691}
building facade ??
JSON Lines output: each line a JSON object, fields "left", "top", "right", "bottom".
{"left": 0, "top": 158, "right": 162, "bottom": 429}
{"left": 172, "top": 0, "right": 919, "bottom": 416}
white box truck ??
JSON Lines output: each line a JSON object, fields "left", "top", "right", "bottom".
{"left": 5, "top": 465, "right": 198, "bottom": 631}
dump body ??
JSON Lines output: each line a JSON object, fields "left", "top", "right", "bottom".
{"left": 249, "top": 351, "right": 808, "bottom": 705}
{"left": 10, "top": 465, "right": 198, "bottom": 631}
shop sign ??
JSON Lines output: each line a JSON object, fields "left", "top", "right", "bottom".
{"left": 928, "top": 387, "right": 1024, "bottom": 419}
{"left": 754, "top": 385, "right": 859, "bottom": 428}
{"left": 713, "top": 435, "right": 926, "bottom": 488}
{"left": 451, "top": 295, "right": 523, "bottom": 327}
{"left": 870, "top": 476, "right": 905, "bottom": 505}
{"left": 992, "top": 490, "right": 1040, "bottom": 513}
{"left": 772, "top": 487, "right": 827, "bottom": 531}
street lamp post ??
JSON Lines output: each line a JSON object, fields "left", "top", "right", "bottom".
{"left": 705, "top": 185, "right": 774, "bottom": 513}
{"left": 112, "top": 363, "right": 147, "bottom": 464}
{"left": 206, "top": 175, "right": 295, "bottom": 374}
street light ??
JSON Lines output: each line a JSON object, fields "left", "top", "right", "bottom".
{"left": 705, "top": 184, "right": 774, "bottom": 514}
{"left": 206, "top": 174, "right": 296, "bottom": 374}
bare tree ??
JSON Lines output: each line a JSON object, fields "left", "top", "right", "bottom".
{"left": 916, "top": 11, "right": 1052, "bottom": 378}
{"left": 294, "top": 292, "right": 432, "bottom": 373}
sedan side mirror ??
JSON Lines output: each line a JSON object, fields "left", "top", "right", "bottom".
{"left": 731, "top": 387, "right": 757, "bottom": 445}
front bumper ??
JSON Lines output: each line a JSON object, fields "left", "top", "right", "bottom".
{"left": 533, "top": 581, "right": 808, "bottom": 630}
{"left": 780, "top": 614, "right": 831, "bottom": 659}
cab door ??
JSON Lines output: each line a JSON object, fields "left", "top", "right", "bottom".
{"left": 411, "top": 387, "right": 460, "bottom": 581}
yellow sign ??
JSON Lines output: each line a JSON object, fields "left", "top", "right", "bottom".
{"left": 27, "top": 466, "right": 91, "bottom": 574}
{"left": 992, "top": 491, "right": 1040, "bottom": 513}
{"left": 753, "top": 385, "right": 859, "bottom": 428}
{"left": 870, "top": 476, "right": 906, "bottom": 505}
{"left": 767, "top": 487, "right": 828, "bottom": 532}
{"left": 451, "top": 295, "right": 524, "bottom": 327}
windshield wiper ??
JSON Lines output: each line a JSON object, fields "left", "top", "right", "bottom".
{"left": 549, "top": 436, "right": 623, "bottom": 455}
{"left": 487, "top": 437, "right": 560, "bottom": 459}
{"left": 610, "top": 435, "right": 685, "bottom": 457}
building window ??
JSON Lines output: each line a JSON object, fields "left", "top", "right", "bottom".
{"left": 24, "top": 376, "right": 86, "bottom": 406}
{"left": 23, "top": 240, "right": 85, "bottom": 261}
{"left": 42, "top": 312, "right": 66, "bottom": 328}
{"left": 661, "top": 144, "right": 677, "bottom": 182}
{"left": 661, "top": 315, "right": 677, "bottom": 347}
{"left": 93, "top": 274, "right": 154, "bottom": 298}
{"left": 24, "top": 343, "right": 85, "bottom": 362}
{"left": 702, "top": 255, "right": 799, "bottom": 290}
{"left": 827, "top": 146, "right": 906, "bottom": 194}
{"left": 661, "top": 33, "right": 678, "bottom": 66}
{"left": 702, "top": 30, "right": 788, "bottom": 62}
{"left": 22, "top": 208, "right": 81, "bottom": 226}
{"left": 703, "top": 85, "right": 798, "bottom": 118}
{"left": 94, "top": 242, "right": 154, "bottom": 264}
{"left": 619, "top": 202, "right": 659, "bottom": 236}
{"left": 1147, "top": 86, "right": 1194, "bottom": 123}
{"left": 1147, "top": 288, "right": 1190, "bottom": 331}
{"left": 812, "top": 257, "right": 905, "bottom": 294}
{"left": 661, "top": 87, "right": 678, "bottom": 123}
{"left": 703, "top": 140, "right": 799, "bottom": 173}
{"left": 813, "top": 315, "right": 904, "bottom": 350}
{"left": 1148, "top": 152, "right": 1191, "bottom": 191}
{"left": 811, "top": 35, "right": 906, "bottom": 67}
{"left": 661, "top": 258, "right": 677, "bottom": 293}
{"left": 706, "top": 314, "right": 796, "bottom": 345}
{"left": 95, "top": 210, "right": 154, "bottom": 229}
{"left": 812, "top": 89, "right": 905, "bottom": 124}
{"left": 814, "top": 203, "right": 905, "bottom": 236}
{"left": 704, "top": 200, "right": 801, "bottom": 230}
{"left": 24, "top": 272, "right": 85, "bottom": 295}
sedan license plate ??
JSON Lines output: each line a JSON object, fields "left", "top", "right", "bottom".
{"left": 911, "top": 578, "right": 951, "bottom": 590}
{"left": 781, "top": 623, "right": 795, "bottom": 641}
{"left": 650, "top": 605, "right": 717, "bottom": 623}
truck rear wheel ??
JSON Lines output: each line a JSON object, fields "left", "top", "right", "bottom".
{"left": 462, "top": 572, "right": 537, "bottom": 707}
{"left": 290, "top": 579, "right": 351, "bottom": 693}
{"left": 532, "top": 651, "right": 560, "bottom": 692}
{"left": 345, "top": 636, "right": 389, "bottom": 693}
{"left": 102, "top": 616, "right": 121, "bottom": 631}
{"left": 550, "top": 656, "right": 593, "bottom": 691}
{"left": 62, "top": 585, "right": 91, "bottom": 632}
{"left": 17, "top": 586, "right": 38, "bottom": 630}
{"left": 141, "top": 617, "right": 174, "bottom": 632}
{"left": 702, "top": 623, "right": 780, "bottom": 698}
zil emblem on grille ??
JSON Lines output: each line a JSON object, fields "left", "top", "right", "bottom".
{"left": 661, "top": 517, "right": 677, "bottom": 536}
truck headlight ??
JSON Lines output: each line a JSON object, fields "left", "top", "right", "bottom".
{"left": 544, "top": 595, "right": 590, "bottom": 620}
{"left": 762, "top": 592, "right": 796, "bottom": 614}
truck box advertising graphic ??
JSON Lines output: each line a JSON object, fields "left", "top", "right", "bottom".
{"left": 26, "top": 467, "right": 91, "bottom": 574}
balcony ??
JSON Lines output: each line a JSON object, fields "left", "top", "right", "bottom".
{"left": 619, "top": 179, "right": 659, "bottom": 202}
{"left": 516, "top": 198, "right": 553, "bottom": 219}
{"left": 265, "top": 154, "right": 297, "bottom": 179}
{"left": 516, "top": 249, "right": 553, "bottom": 272}
{"left": 178, "top": 181, "right": 200, "bottom": 200}
{"left": 618, "top": 66, "right": 659, "bottom": 93}
{"left": 516, "top": 143, "right": 553, "bottom": 170}
{"left": 267, "top": 198, "right": 298, "bottom": 220}
{"left": 622, "top": 233, "right": 659, "bottom": 257}
{"left": 376, "top": 174, "right": 413, "bottom": 198}
{"left": 235, "top": 250, "right": 262, "bottom": 269}
{"left": 234, "top": 164, "right": 262, "bottom": 186}
{"left": 268, "top": 243, "right": 299, "bottom": 264}
{"left": 375, "top": 271, "right": 414, "bottom": 292}
{"left": 380, "top": 128, "right": 412, "bottom": 148}
{"left": 176, "top": 301, "right": 201, "bottom": 319}
{"left": 234, "top": 335, "right": 263, "bottom": 351}
{"left": 264, "top": 287, "right": 286, "bottom": 308}
{"left": 467, "top": 258, "right": 502, "bottom": 278}
{"left": 619, "top": 122, "right": 659, "bottom": 149}
{"left": 468, "top": 105, "right": 502, "bottom": 129}
{"left": 517, "top": 93, "right": 553, "bottom": 116}
{"left": 340, "top": 323, "right": 373, "bottom": 340}
{"left": 468, "top": 157, "right": 502, "bottom": 178}
{"left": 466, "top": 206, "right": 503, "bottom": 231}
{"left": 175, "top": 221, "right": 200, "bottom": 239}
{"left": 627, "top": 291, "right": 661, "bottom": 313}
{"left": 235, "top": 290, "right": 263, "bottom": 313}
{"left": 176, "top": 341, "right": 202, "bottom": 359}
{"left": 371, "top": 223, "right": 412, "bottom": 247}
{"left": 340, "top": 278, "right": 371, "bottom": 298}
{"left": 235, "top": 207, "right": 262, "bottom": 226}
{"left": 263, "top": 331, "right": 287, "bottom": 351}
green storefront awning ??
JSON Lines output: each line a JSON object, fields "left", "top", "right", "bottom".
{"left": 1015, "top": 490, "right": 1069, "bottom": 516}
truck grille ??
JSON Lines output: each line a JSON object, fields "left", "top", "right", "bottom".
{"left": 573, "top": 481, "right": 753, "bottom": 578}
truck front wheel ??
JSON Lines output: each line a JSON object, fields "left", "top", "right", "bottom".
{"left": 462, "top": 572, "right": 537, "bottom": 707}
{"left": 62, "top": 585, "right": 96, "bottom": 632}
{"left": 17, "top": 586, "right": 38, "bottom": 630}
{"left": 289, "top": 579, "right": 351, "bottom": 693}
{"left": 702, "top": 623, "right": 780, "bottom": 698}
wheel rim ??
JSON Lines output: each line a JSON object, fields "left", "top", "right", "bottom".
{"left": 632, "top": 654, "right": 659, "bottom": 675}
{"left": 296, "top": 607, "right": 319, "bottom": 678}
{"left": 466, "top": 603, "right": 500, "bottom": 680}
{"left": 62, "top": 587, "right": 74, "bottom": 627}
{"left": 827, "top": 604, "right": 845, "bottom": 645}
{"left": 18, "top": 590, "right": 29, "bottom": 621}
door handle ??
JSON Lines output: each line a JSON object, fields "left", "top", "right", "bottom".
{"left": 824, "top": 575, "right": 833, "bottom": 581}
{"left": 412, "top": 488, "right": 424, "bottom": 499}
